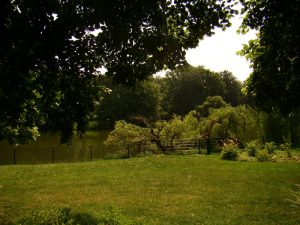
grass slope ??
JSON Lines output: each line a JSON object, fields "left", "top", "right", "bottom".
{"left": 0, "top": 155, "right": 299, "bottom": 224}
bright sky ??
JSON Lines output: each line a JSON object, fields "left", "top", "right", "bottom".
{"left": 186, "top": 15, "right": 256, "bottom": 81}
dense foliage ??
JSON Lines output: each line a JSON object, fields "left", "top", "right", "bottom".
{"left": 200, "top": 105, "right": 263, "bottom": 146}
{"left": 106, "top": 97, "right": 264, "bottom": 152}
{"left": 162, "top": 66, "right": 225, "bottom": 115}
{"left": 0, "top": 0, "right": 236, "bottom": 143}
{"left": 96, "top": 78, "right": 161, "bottom": 129}
{"left": 239, "top": 0, "right": 300, "bottom": 115}
{"left": 195, "top": 95, "right": 229, "bottom": 118}
{"left": 222, "top": 141, "right": 298, "bottom": 162}
{"left": 1, "top": 0, "right": 298, "bottom": 146}
{"left": 237, "top": 0, "right": 300, "bottom": 147}
{"left": 161, "top": 66, "right": 243, "bottom": 116}
{"left": 94, "top": 66, "right": 243, "bottom": 127}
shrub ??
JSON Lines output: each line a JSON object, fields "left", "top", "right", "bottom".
{"left": 264, "top": 142, "right": 278, "bottom": 154}
{"left": 238, "top": 152, "right": 250, "bottom": 162}
{"left": 221, "top": 148, "right": 239, "bottom": 161}
{"left": 221, "top": 140, "right": 239, "bottom": 161}
{"left": 245, "top": 140, "right": 261, "bottom": 157}
{"left": 286, "top": 148, "right": 293, "bottom": 158}
{"left": 279, "top": 143, "right": 291, "bottom": 151}
{"left": 256, "top": 150, "right": 272, "bottom": 162}
{"left": 279, "top": 143, "right": 293, "bottom": 158}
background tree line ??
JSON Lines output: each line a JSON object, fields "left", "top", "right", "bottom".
{"left": 95, "top": 65, "right": 246, "bottom": 127}
{"left": 95, "top": 65, "right": 300, "bottom": 147}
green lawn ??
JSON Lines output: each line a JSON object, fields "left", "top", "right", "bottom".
{"left": 0, "top": 155, "right": 299, "bottom": 224}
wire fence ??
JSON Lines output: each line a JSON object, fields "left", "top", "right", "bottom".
{"left": 0, "top": 138, "right": 224, "bottom": 165}
{"left": 0, "top": 144, "right": 112, "bottom": 165}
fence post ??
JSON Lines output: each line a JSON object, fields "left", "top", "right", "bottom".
{"left": 206, "top": 138, "right": 211, "bottom": 155}
{"left": 90, "top": 145, "right": 93, "bottom": 161}
{"left": 13, "top": 147, "right": 16, "bottom": 165}
{"left": 52, "top": 147, "right": 55, "bottom": 163}
{"left": 198, "top": 139, "right": 201, "bottom": 154}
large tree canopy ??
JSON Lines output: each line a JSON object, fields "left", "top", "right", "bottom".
{"left": 0, "top": 0, "right": 236, "bottom": 143}
{"left": 239, "top": 0, "right": 300, "bottom": 115}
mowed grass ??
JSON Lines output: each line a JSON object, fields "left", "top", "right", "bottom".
{"left": 0, "top": 155, "right": 299, "bottom": 225}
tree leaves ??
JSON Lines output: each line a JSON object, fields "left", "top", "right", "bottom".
{"left": 239, "top": 0, "right": 300, "bottom": 115}
{"left": 0, "top": 0, "right": 236, "bottom": 143}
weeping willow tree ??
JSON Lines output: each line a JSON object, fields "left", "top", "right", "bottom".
{"left": 200, "top": 105, "right": 263, "bottom": 146}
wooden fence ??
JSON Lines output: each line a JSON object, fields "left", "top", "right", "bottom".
{"left": 126, "top": 138, "right": 224, "bottom": 157}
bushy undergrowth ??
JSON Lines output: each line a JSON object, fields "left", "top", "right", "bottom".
{"left": 221, "top": 140, "right": 239, "bottom": 161}
{"left": 256, "top": 150, "right": 272, "bottom": 162}
{"left": 221, "top": 140, "right": 298, "bottom": 162}
{"left": 245, "top": 140, "right": 262, "bottom": 157}
{"left": 255, "top": 142, "right": 296, "bottom": 162}
{"left": 12, "top": 207, "right": 134, "bottom": 225}
{"left": 264, "top": 142, "right": 277, "bottom": 154}
{"left": 279, "top": 143, "right": 293, "bottom": 158}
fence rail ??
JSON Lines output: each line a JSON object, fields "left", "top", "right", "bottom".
{"left": 126, "top": 138, "right": 224, "bottom": 157}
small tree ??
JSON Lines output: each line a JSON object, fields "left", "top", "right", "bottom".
{"left": 149, "top": 117, "right": 185, "bottom": 152}
{"left": 150, "top": 112, "right": 201, "bottom": 151}
{"left": 105, "top": 121, "right": 150, "bottom": 154}
{"left": 161, "top": 116, "right": 185, "bottom": 150}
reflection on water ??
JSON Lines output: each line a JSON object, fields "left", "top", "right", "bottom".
{"left": 0, "top": 131, "right": 116, "bottom": 165}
